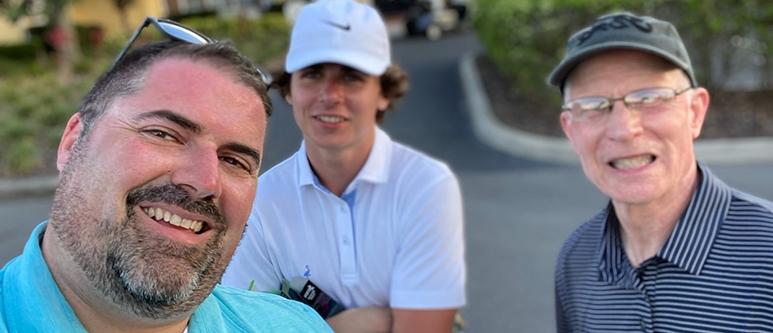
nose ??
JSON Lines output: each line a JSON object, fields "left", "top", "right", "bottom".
{"left": 319, "top": 77, "right": 343, "bottom": 105}
{"left": 170, "top": 146, "right": 222, "bottom": 202}
{"left": 605, "top": 100, "right": 643, "bottom": 141}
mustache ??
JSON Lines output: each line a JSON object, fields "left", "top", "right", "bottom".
{"left": 126, "top": 184, "right": 224, "bottom": 227}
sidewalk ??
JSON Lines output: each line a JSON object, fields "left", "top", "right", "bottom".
{"left": 460, "top": 51, "right": 773, "bottom": 166}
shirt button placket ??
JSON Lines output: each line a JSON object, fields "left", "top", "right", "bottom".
{"left": 338, "top": 202, "right": 356, "bottom": 281}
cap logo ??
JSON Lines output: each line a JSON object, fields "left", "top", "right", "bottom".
{"left": 323, "top": 20, "right": 351, "bottom": 31}
{"left": 576, "top": 14, "right": 653, "bottom": 46}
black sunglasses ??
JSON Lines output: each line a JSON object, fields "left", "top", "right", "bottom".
{"left": 111, "top": 16, "right": 272, "bottom": 85}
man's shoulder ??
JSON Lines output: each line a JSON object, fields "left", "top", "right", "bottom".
{"left": 389, "top": 141, "right": 455, "bottom": 184}
{"left": 730, "top": 189, "right": 773, "bottom": 216}
{"left": 557, "top": 209, "right": 607, "bottom": 265}
{"left": 206, "top": 285, "right": 331, "bottom": 332}
{"left": 259, "top": 153, "right": 299, "bottom": 183}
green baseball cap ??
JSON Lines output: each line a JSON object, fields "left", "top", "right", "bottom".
{"left": 548, "top": 12, "right": 697, "bottom": 90}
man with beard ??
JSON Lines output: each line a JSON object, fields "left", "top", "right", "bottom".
{"left": 0, "top": 18, "right": 331, "bottom": 332}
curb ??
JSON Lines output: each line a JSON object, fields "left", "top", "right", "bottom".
{"left": 0, "top": 175, "right": 58, "bottom": 198}
{"left": 460, "top": 51, "right": 773, "bottom": 165}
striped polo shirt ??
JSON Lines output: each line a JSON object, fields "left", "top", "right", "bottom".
{"left": 555, "top": 164, "right": 773, "bottom": 332}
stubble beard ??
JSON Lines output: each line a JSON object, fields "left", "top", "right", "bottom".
{"left": 49, "top": 144, "right": 231, "bottom": 320}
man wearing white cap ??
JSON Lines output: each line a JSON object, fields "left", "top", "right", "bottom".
{"left": 222, "top": 0, "right": 466, "bottom": 332}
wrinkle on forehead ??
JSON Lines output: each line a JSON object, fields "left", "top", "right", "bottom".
{"left": 564, "top": 50, "right": 689, "bottom": 100}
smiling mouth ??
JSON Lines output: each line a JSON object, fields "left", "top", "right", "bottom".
{"left": 609, "top": 154, "right": 656, "bottom": 170}
{"left": 314, "top": 115, "right": 345, "bottom": 124}
{"left": 143, "top": 207, "right": 207, "bottom": 234}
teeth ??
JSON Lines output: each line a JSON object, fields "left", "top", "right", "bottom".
{"left": 191, "top": 221, "right": 203, "bottom": 233}
{"left": 142, "top": 207, "right": 205, "bottom": 234}
{"left": 611, "top": 155, "right": 655, "bottom": 169}
{"left": 170, "top": 214, "right": 181, "bottom": 226}
{"left": 317, "top": 115, "right": 344, "bottom": 123}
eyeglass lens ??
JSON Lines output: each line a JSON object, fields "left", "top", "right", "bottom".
{"left": 157, "top": 21, "right": 209, "bottom": 44}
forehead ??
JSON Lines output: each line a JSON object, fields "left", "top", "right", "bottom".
{"left": 295, "top": 63, "right": 368, "bottom": 75}
{"left": 566, "top": 50, "right": 685, "bottom": 97}
{"left": 114, "top": 57, "right": 266, "bottom": 142}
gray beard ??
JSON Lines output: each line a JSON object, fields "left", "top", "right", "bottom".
{"left": 49, "top": 146, "right": 229, "bottom": 319}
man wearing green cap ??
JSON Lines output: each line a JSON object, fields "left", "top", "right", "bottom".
{"left": 550, "top": 12, "right": 773, "bottom": 332}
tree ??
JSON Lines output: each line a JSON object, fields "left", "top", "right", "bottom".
{"left": 1, "top": 0, "right": 81, "bottom": 84}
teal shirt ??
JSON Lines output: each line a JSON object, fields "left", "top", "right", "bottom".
{"left": 0, "top": 222, "right": 333, "bottom": 333}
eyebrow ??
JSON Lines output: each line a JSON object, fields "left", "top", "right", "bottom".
{"left": 134, "top": 110, "right": 202, "bottom": 133}
{"left": 223, "top": 143, "right": 262, "bottom": 170}
{"left": 134, "top": 110, "right": 262, "bottom": 169}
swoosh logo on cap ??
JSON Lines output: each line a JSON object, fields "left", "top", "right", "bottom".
{"left": 323, "top": 20, "right": 350, "bottom": 31}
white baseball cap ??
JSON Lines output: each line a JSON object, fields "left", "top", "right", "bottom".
{"left": 285, "top": 0, "right": 391, "bottom": 76}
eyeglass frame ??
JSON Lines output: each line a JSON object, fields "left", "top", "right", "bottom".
{"left": 561, "top": 86, "right": 693, "bottom": 122}
{"left": 110, "top": 16, "right": 272, "bottom": 85}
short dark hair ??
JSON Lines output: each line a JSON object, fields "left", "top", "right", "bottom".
{"left": 272, "top": 64, "right": 409, "bottom": 123}
{"left": 77, "top": 40, "right": 272, "bottom": 138}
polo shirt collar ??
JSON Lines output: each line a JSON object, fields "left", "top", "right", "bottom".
{"left": 659, "top": 164, "right": 732, "bottom": 274}
{"left": 598, "top": 163, "right": 732, "bottom": 285}
{"left": 297, "top": 127, "right": 392, "bottom": 189}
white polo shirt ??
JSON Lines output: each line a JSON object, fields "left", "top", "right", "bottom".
{"left": 222, "top": 128, "right": 466, "bottom": 309}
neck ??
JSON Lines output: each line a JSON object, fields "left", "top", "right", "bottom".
{"left": 305, "top": 137, "right": 374, "bottom": 197}
{"left": 614, "top": 166, "right": 700, "bottom": 267}
{"left": 41, "top": 228, "right": 190, "bottom": 333}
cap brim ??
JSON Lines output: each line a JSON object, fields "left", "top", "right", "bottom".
{"left": 547, "top": 41, "right": 693, "bottom": 87}
{"left": 286, "top": 48, "right": 388, "bottom": 76}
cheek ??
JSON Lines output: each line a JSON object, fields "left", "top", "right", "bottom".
{"left": 221, "top": 179, "right": 257, "bottom": 225}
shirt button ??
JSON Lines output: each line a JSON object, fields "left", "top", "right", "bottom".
{"left": 640, "top": 320, "right": 646, "bottom": 330}
{"left": 342, "top": 237, "right": 350, "bottom": 245}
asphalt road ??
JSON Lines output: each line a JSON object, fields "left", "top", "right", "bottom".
{"left": 2, "top": 31, "right": 772, "bottom": 332}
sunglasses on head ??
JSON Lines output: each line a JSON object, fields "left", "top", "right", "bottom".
{"left": 111, "top": 16, "right": 272, "bottom": 85}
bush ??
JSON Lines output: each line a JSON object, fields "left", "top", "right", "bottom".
{"left": 181, "top": 13, "right": 291, "bottom": 73}
{"left": 474, "top": 0, "right": 773, "bottom": 101}
{"left": 0, "top": 14, "right": 290, "bottom": 176}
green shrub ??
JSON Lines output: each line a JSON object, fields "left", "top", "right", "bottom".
{"left": 474, "top": 0, "right": 773, "bottom": 100}
{"left": 181, "top": 13, "right": 291, "bottom": 72}
{"left": 0, "top": 14, "right": 289, "bottom": 176}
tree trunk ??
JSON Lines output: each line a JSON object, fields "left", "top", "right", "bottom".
{"left": 53, "top": 3, "right": 80, "bottom": 84}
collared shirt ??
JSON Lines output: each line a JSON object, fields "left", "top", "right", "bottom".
{"left": 223, "top": 128, "right": 466, "bottom": 309}
{"left": 555, "top": 164, "right": 773, "bottom": 332}
{"left": 0, "top": 222, "right": 332, "bottom": 333}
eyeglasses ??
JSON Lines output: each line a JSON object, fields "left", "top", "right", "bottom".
{"left": 562, "top": 87, "right": 692, "bottom": 123}
{"left": 111, "top": 16, "right": 272, "bottom": 85}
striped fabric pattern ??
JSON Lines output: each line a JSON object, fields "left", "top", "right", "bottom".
{"left": 555, "top": 164, "right": 773, "bottom": 332}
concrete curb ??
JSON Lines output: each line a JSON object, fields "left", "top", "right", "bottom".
{"left": 1, "top": 51, "right": 771, "bottom": 197}
{"left": 0, "top": 175, "right": 58, "bottom": 198}
{"left": 460, "top": 51, "right": 773, "bottom": 165}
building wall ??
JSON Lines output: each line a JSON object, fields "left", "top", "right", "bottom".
{"left": 0, "top": 19, "right": 28, "bottom": 45}
{"left": 0, "top": 0, "right": 168, "bottom": 45}
{"left": 69, "top": 0, "right": 167, "bottom": 39}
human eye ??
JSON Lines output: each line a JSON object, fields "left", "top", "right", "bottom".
{"left": 569, "top": 98, "right": 608, "bottom": 120}
{"left": 141, "top": 128, "right": 183, "bottom": 144}
{"left": 219, "top": 154, "right": 254, "bottom": 175}
{"left": 299, "top": 67, "right": 322, "bottom": 80}
{"left": 341, "top": 69, "right": 366, "bottom": 84}
{"left": 627, "top": 88, "right": 672, "bottom": 106}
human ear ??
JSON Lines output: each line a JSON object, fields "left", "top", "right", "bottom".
{"left": 56, "top": 113, "right": 84, "bottom": 171}
{"left": 560, "top": 111, "right": 579, "bottom": 153}
{"left": 687, "top": 87, "right": 710, "bottom": 139}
